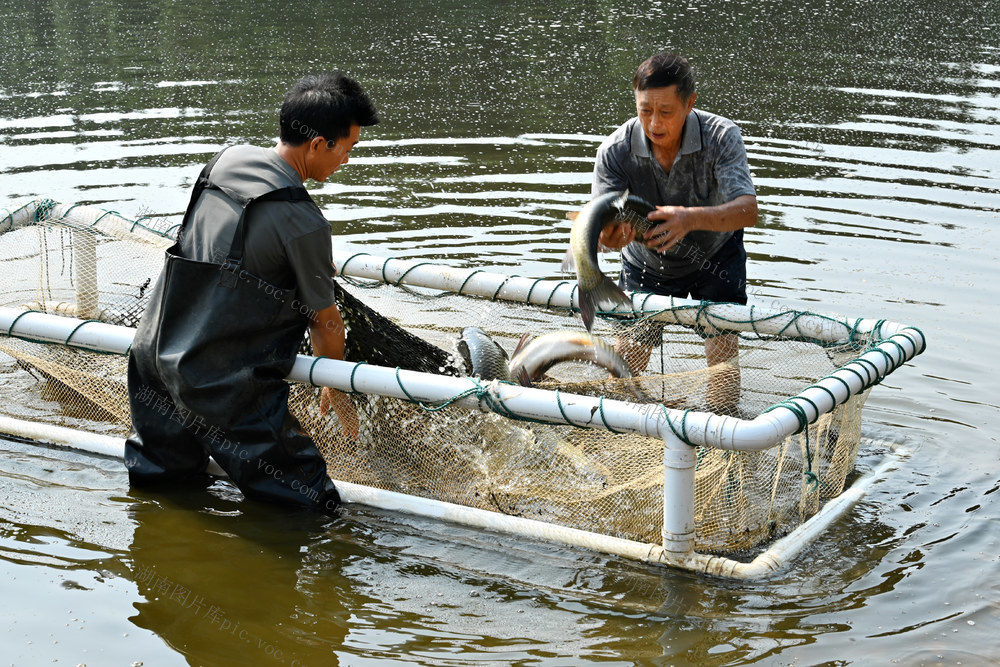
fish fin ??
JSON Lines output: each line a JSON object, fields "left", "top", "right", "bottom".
{"left": 613, "top": 190, "right": 630, "bottom": 210}
{"left": 598, "top": 343, "right": 654, "bottom": 403}
{"left": 511, "top": 332, "right": 534, "bottom": 359}
{"left": 628, "top": 382, "right": 654, "bottom": 404}
{"left": 578, "top": 276, "right": 632, "bottom": 332}
{"left": 456, "top": 339, "right": 472, "bottom": 374}
{"left": 560, "top": 246, "right": 576, "bottom": 272}
{"left": 511, "top": 365, "right": 532, "bottom": 387}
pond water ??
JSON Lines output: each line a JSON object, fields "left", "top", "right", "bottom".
{"left": 1, "top": 0, "right": 999, "bottom": 664}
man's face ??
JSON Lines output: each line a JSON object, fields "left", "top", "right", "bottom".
{"left": 310, "top": 123, "right": 361, "bottom": 181}
{"left": 634, "top": 85, "right": 696, "bottom": 154}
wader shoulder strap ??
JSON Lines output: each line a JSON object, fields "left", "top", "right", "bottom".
{"left": 222, "top": 185, "right": 314, "bottom": 271}
{"left": 176, "top": 147, "right": 231, "bottom": 234}
{"left": 174, "top": 149, "right": 316, "bottom": 288}
{"left": 176, "top": 147, "right": 313, "bottom": 236}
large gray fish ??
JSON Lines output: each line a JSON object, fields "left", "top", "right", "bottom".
{"left": 508, "top": 330, "right": 642, "bottom": 396}
{"left": 457, "top": 327, "right": 511, "bottom": 381}
{"left": 562, "top": 191, "right": 656, "bottom": 331}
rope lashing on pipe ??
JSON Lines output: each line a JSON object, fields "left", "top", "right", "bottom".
{"left": 322, "top": 251, "right": 916, "bottom": 354}
{"left": 762, "top": 399, "right": 820, "bottom": 490}
{"left": 661, "top": 405, "right": 696, "bottom": 447}
{"left": 3, "top": 312, "right": 120, "bottom": 355}
{"left": 593, "top": 300, "right": 888, "bottom": 348}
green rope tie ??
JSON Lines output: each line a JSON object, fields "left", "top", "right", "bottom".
{"left": 379, "top": 257, "right": 394, "bottom": 284}
{"left": 3, "top": 310, "right": 118, "bottom": 356}
{"left": 841, "top": 366, "right": 868, "bottom": 390}
{"left": 61, "top": 203, "right": 81, "bottom": 219}
{"left": 484, "top": 390, "right": 519, "bottom": 421}
{"left": 525, "top": 277, "right": 545, "bottom": 305}
{"left": 491, "top": 275, "right": 519, "bottom": 301}
{"left": 638, "top": 292, "right": 655, "bottom": 313}
{"left": 393, "top": 262, "right": 433, "bottom": 287}
{"left": 848, "top": 318, "right": 864, "bottom": 342}
{"left": 867, "top": 347, "right": 898, "bottom": 374}
{"left": 851, "top": 358, "right": 880, "bottom": 386}
{"left": 761, "top": 400, "right": 819, "bottom": 489}
{"left": 90, "top": 210, "right": 119, "bottom": 228}
{"left": 64, "top": 319, "right": 101, "bottom": 346}
{"left": 804, "top": 383, "right": 839, "bottom": 409}
{"left": 457, "top": 269, "right": 484, "bottom": 296}
{"left": 349, "top": 361, "right": 367, "bottom": 393}
{"left": 545, "top": 281, "right": 570, "bottom": 309}
{"left": 129, "top": 216, "right": 152, "bottom": 234}
{"left": 872, "top": 319, "right": 887, "bottom": 341}
{"left": 905, "top": 326, "right": 928, "bottom": 355}
{"left": 795, "top": 395, "right": 821, "bottom": 423}
{"left": 33, "top": 199, "right": 56, "bottom": 222}
{"left": 394, "top": 367, "right": 490, "bottom": 413}
{"left": 597, "top": 396, "right": 623, "bottom": 434}
{"left": 308, "top": 357, "right": 367, "bottom": 394}
{"left": 339, "top": 252, "right": 372, "bottom": 277}
{"left": 308, "top": 356, "right": 328, "bottom": 386}
{"left": 6, "top": 309, "right": 39, "bottom": 337}
{"left": 660, "top": 405, "right": 696, "bottom": 446}
{"left": 554, "top": 389, "right": 575, "bottom": 427}
{"left": 828, "top": 374, "right": 853, "bottom": 398}
{"left": 883, "top": 338, "right": 908, "bottom": 366}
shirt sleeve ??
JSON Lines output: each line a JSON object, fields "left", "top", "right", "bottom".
{"left": 591, "top": 140, "right": 630, "bottom": 198}
{"left": 714, "top": 124, "right": 756, "bottom": 202}
{"left": 284, "top": 227, "right": 337, "bottom": 313}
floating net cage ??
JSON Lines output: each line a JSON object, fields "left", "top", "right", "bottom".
{"left": 0, "top": 199, "right": 925, "bottom": 578}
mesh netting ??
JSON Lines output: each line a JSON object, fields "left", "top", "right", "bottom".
{"left": 0, "top": 200, "right": 877, "bottom": 556}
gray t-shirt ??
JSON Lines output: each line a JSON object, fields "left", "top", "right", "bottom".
{"left": 178, "top": 145, "right": 337, "bottom": 312}
{"left": 592, "top": 109, "right": 755, "bottom": 280}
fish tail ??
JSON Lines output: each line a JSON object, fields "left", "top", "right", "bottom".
{"left": 625, "top": 378, "right": 654, "bottom": 404}
{"left": 578, "top": 276, "right": 632, "bottom": 331}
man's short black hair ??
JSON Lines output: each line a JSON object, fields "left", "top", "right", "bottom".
{"left": 279, "top": 71, "right": 380, "bottom": 146}
{"left": 633, "top": 52, "right": 695, "bottom": 101}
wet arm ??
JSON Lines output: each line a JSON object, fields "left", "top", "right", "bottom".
{"left": 309, "top": 303, "right": 359, "bottom": 438}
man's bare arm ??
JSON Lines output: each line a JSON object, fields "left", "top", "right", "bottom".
{"left": 309, "top": 302, "right": 359, "bottom": 439}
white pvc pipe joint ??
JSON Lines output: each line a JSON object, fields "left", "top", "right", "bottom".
{"left": 661, "top": 434, "right": 697, "bottom": 555}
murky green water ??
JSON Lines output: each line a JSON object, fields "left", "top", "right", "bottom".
{"left": 2, "top": 0, "right": 999, "bottom": 664}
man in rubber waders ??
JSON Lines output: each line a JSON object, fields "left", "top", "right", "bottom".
{"left": 124, "top": 71, "right": 379, "bottom": 513}
{"left": 592, "top": 51, "right": 758, "bottom": 414}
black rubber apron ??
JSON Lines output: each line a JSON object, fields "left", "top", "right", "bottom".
{"left": 125, "top": 149, "right": 340, "bottom": 512}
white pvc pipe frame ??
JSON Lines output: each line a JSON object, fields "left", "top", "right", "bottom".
{"left": 0, "top": 201, "right": 927, "bottom": 578}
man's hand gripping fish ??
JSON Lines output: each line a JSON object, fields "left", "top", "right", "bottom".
{"left": 562, "top": 191, "right": 656, "bottom": 331}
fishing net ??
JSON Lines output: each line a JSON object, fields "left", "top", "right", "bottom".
{"left": 0, "top": 199, "right": 879, "bottom": 556}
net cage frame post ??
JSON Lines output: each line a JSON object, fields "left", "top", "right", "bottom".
{"left": 662, "top": 430, "right": 697, "bottom": 557}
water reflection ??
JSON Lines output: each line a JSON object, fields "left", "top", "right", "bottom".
{"left": 125, "top": 487, "right": 353, "bottom": 665}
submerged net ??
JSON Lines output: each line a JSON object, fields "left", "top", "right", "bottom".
{"left": 0, "top": 199, "right": 879, "bottom": 556}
